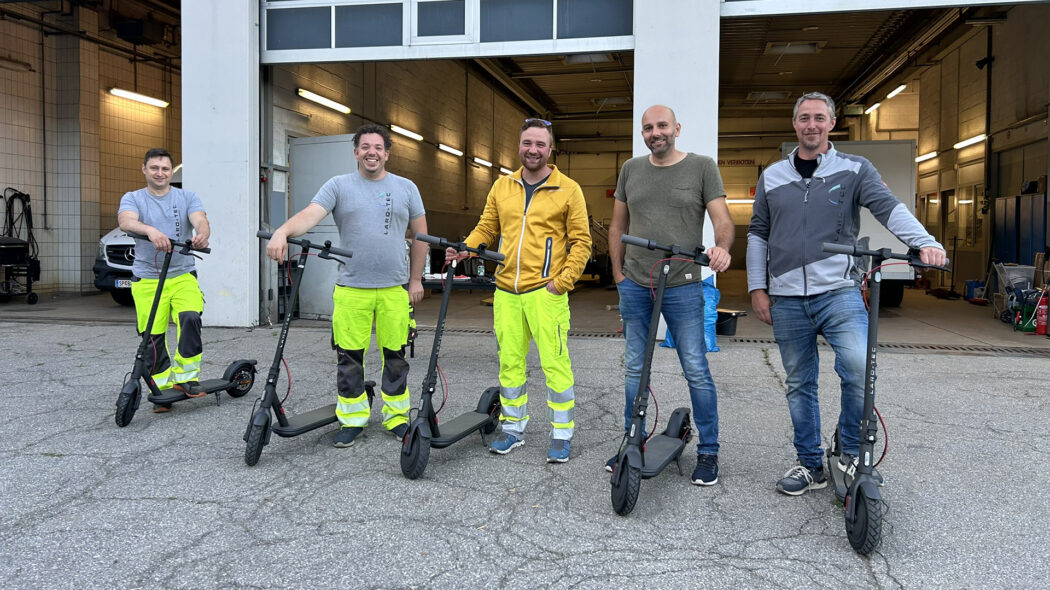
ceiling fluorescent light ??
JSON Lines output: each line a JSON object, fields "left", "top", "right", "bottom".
{"left": 915, "top": 151, "right": 937, "bottom": 163}
{"left": 439, "top": 144, "right": 463, "bottom": 157}
{"left": 390, "top": 125, "right": 423, "bottom": 141}
{"left": 564, "top": 53, "right": 612, "bottom": 64}
{"left": 953, "top": 134, "right": 986, "bottom": 149}
{"left": 725, "top": 199, "right": 755, "bottom": 204}
{"left": 499, "top": 166, "right": 514, "bottom": 175}
{"left": 764, "top": 41, "right": 826, "bottom": 55}
{"left": 958, "top": 199, "right": 974, "bottom": 204}
{"left": 0, "top": 56, "right": 34, "bottom": 72}
{"left": 297, "top": 88, "right": 350, "bottom": 114}
{"left": 886, "top": 84, "right": 906, "bottom": 99}
{"left": 472, "top": 156, "right": 492, "bottom": 167}
{"left": 864, "top": 103, "right": 881, "bottom": 115}
{"left": 110, "top": 88, "right": 169, "bottom": 108}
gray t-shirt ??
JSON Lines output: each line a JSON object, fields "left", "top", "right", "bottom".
{"left": 613, "top": 153, "right": 726, "bottom": 287}
{"left": 311, "top": 171, "right": 425, "bottom": 288}
{"left": 118, "top": 187, "right": 205, "bottom": 279}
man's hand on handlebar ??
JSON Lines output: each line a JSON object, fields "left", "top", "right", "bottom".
{"left": 919, "top": 246, "right": 947, "bottom": 268}
{"left": 445, "top": 246, "right": 468, "bottom": 262}
{"left": 706, "top": 246, "right": 731, "bottom": 273}
{"left": 266, "top": 231, "right": 289, "bottom": 262}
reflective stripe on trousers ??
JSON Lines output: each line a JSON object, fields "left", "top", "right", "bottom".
{"left": 332, "top": 285, "right": 411, "bottom": 429}
{"left": 493, "top": 288, "right": 575, "bottom": 439}
{"left": 131, "top": 273, "right": 204, "bottom": 389}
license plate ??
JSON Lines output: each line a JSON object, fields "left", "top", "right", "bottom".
{"left": 115, "top": 279, "right": 132, "bottom": 288}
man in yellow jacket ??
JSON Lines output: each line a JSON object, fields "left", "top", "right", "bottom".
{"left": 451, "top": 118, "right": 591, "bottom": 462}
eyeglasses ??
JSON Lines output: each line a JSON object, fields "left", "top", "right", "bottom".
{"left": 524, "top": 118, "right": 551, "bottom": 127}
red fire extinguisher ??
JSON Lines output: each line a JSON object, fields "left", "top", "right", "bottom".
{"left": 1037, "top": 292, "right": 1048, "bottom": 335}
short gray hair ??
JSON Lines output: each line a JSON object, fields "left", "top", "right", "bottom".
{"left": 793, "top": 92, "right": 836, "bottom": 120}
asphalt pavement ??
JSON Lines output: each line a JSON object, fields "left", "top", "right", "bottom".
{"left": 1, "top": 287, "right": 1049, "bottom": 589}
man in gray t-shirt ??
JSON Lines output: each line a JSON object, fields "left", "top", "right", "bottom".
{"left": 607, "top": 104, "right": 734, "bottom": 486}
{"left": 266, "top": 124, "right": 428, "bottom": 448}
{"left": 118, "top": 147, "right": 212, "bottom": 410}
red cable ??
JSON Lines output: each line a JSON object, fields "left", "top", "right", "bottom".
{"left": 280, "top": 356, "right": 292, "bottom": 403}
{"left": 435, "top": 364, "right": 450, "bottom": 414}
{"left": 645, "top": 385, "right": 658, "bottom": 443}
{"left": 874, "top": 406, "right": 889, "bottom": 467}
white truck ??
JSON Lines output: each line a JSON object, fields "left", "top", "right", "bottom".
{"left": 781, "top": 140, "right": 918, "bottom": 307}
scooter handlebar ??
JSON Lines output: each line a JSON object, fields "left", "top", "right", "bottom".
{"left": 822, "top": 242, "right": 951, "bottom": 272}
{"left": 621, "top": 234, "right": 709, "bottom": 266}
{"left": 414, "top": 233, "right": 505, "bottom": 263}
{"left": 126, "top": 230, "right": 210, "bottom": 254}
{"left": 256, "top": 230, "right": 353, "bottom": 258}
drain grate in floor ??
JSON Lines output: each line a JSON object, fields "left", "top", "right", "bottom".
{"left": 728, "top": 337, "right": 1050, "bottom": 357}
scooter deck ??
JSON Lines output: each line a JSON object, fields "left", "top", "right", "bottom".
{"left": 640, "top": 434, "right": 687, "bottom": 479}
{"left": 272, "top": 403, "right": 338, "bottom": 438}
{"left": 431, "top": 411, "right": 492, "bottom": 448}
{"left": 148, "top": 378, "right": 229, "bottom": 404}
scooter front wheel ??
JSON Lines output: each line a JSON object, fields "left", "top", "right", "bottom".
{"left": 610, "top": 455, "right": 641, "bottom": 516}
{"left": 244, "top": 421, "right": 268, "bottom": 466}
{"left": 845, "top": 488, "right": 882, "bottom": 555}
{"left": 400, "top": 424, "right": 431, "bottom": 480}
{"left": 115, "top": 381, "right": 140, "bottom": 427}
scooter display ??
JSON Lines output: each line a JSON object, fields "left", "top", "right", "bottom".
{"left": 609, "top": 234, "right": 707, "bottom": 515}
{"left": 399, "top": 233, "right": 504, "bottom": 480}
{"left": 244, "top": 231, "right": 374, "bottom": 466}
{"left": 821, "top": 241, "right": 949, "bottom": 555}
{"left": 115, "top": 232, "right": 257, "bottom": 427}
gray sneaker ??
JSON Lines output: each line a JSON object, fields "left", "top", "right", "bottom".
{"left": 333, "top": 426, "right": 363, "bottom": 448}
{"left": 776, "top": 464, "right": 828, "bottom": 496}
{"left": 838, "top": 454, "right": 885, "bottom": 486}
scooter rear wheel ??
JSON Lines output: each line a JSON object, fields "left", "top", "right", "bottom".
{"left": 244, "top": 421, "right": 267, "bottom": 466}
{"left": 225, "top": 363, "right": 257, "bottom": 397}
{"left": 478, "top": 387, "right": 501, "bottom": 434}
{"left": 400, "top": 425, "right": 430, "bottom": 480}
{"left": 610, "top": 455, "right": 641, "bottom": 516}
{"left": 845, "top": 488, "right": 882, "bottom": 555}
{"left": 115, "top": 381, "right": 140, "bottom": 427}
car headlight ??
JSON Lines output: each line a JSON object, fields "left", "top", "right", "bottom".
{"left": 98, "top": 240, "right": 106, "bottom": 259}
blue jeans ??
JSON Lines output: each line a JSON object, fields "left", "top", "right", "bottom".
{"left": 770, "top": 287, "right": 868, "bottom": 469}
{"left": 617, "top": 278, "right": 719, "bottom": 455}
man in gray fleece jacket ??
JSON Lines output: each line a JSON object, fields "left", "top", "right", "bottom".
{"left": 747, "top": 91, "right": 947, "bottom": 496}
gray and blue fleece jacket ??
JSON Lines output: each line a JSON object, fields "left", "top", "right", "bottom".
{"left": 747, "top": 143, "right": 941, "bottom": 296}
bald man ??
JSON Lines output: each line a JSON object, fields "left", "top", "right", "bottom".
{"left": 607, "top": 105, "right": 734, "bottom": 486}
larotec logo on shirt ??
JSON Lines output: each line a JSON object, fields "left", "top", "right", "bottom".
{"left": 172, "top": 202, "right": 182, "bottom": 239}
{"left": 381, "top": 192, "right": 392, "bottom": 235}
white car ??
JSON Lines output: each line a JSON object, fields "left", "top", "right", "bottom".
{"left": 93, "top": 227, "right": 135, "bottom": 306}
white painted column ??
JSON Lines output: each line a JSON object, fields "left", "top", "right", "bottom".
{"left": 182, "top": 1, "right": 260, "bottom": 327}
{"left": 634, "top": 1, "right": 721, "bottom": 338}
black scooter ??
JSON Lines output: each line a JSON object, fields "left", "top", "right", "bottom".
{"left": 821, "top": 242, "right": 949, "bottom": 555}
{"left": 244, "top": 231, "right": 375, "bottom": 466}
{"left": 400, "top": 233, "right": 504, "bottom": 479}
{"left": 115, "top": 232, "right": 257, "bottom": 427}
{"left": 610, "top": 234, "right": 706, "bottom": 515}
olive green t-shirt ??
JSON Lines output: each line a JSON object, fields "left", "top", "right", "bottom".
{"left": 613, "top": 152, "right": 726, "bottom": 287}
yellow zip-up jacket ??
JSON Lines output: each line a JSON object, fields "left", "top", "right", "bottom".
{"left": 465, "top": 165, "right": 592, "bottom": 294}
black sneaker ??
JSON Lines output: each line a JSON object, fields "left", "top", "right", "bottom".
{"left": 388, "top": 423, "right": 408, "bottom": 442}
{"left": 333, "top": 426, "right": 363, "bottom": 448}
{"left": 173, "top": 380, "right": 206, "bottom": 398}
{"left": 776, "top": 464, "right": 828, "bottom": 496}
{"left": 838, "top": 454, "right": 885, "bottom": 486}
{"left": 604, "top": 455, "right": 617, "bottom": 473}
{"left": 691, "top": 454, "right": 719, "bottom": 486}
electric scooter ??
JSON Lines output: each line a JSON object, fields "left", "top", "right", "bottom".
{"left": 609, "top": 234, "right": 706, "bottom": 515}
{"left": 821, "top": 242, "right": 950, "bottom": 555}
{"left": 115, "top": 232, "right": 257, "bottom": 427}
{"left": 399, "top": 233, "right": 504, "bottom": 479}
{"left": 244, "top": 231, "right": 375, "bottom": 466}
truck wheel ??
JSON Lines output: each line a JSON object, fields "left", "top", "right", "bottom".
{"left": 880, "top": 280, "right": 904, "bottom": 308}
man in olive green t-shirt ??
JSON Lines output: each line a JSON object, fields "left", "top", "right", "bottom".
{"left": 607, "top": 104, "right": 734, "bottom": 486}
